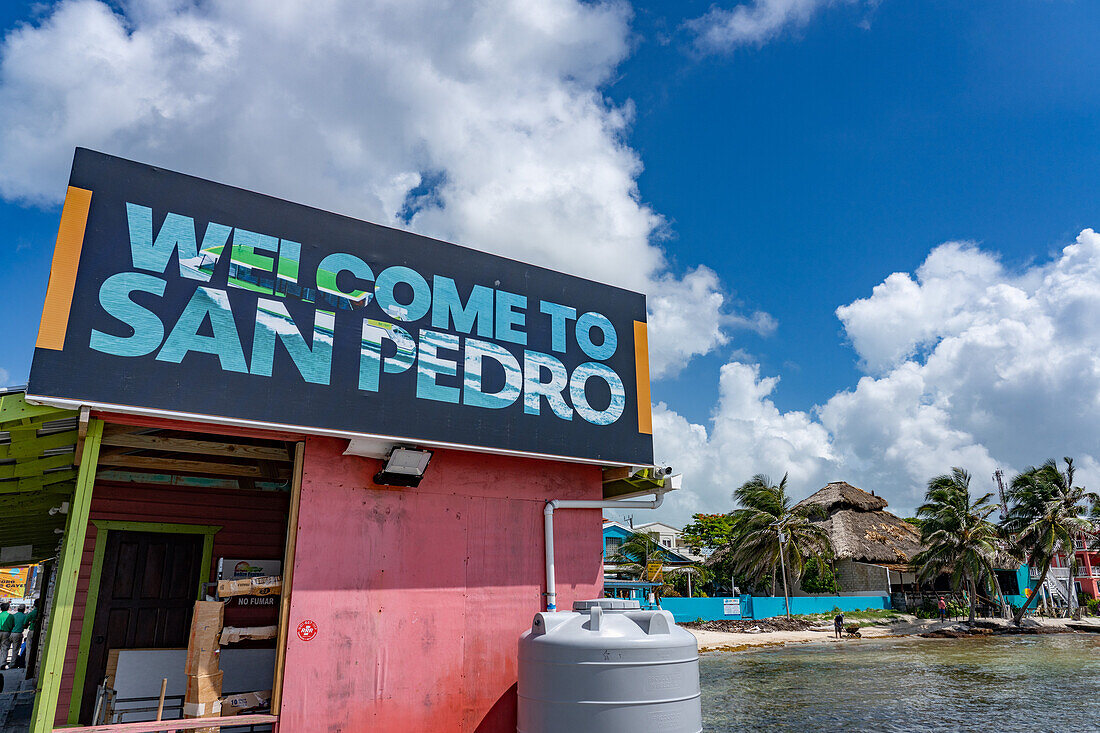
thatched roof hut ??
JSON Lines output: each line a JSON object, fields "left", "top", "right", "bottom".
{"left": 795, "top": 481, "right": 921, "bottom": 564}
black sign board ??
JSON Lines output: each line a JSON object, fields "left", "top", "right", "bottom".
{"left": 28, "top": 150, "right": 653, "bottom": 465}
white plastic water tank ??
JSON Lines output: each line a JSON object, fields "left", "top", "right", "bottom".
{"left": 517, "top": 599, "right": 702, "bottom": 732}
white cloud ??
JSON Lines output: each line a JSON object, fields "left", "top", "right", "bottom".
{"left": 652, "top": 360, "right": 836, "bottom": 522}
{"left": 651, "top": 229, "right": 1100, "bottom": 527}
{"left": 0, "top": 0, "right": 760, "bottom": 373}
{"left": 835, "top": 241, "right": 1006, "bottom": 373}
{"left": 647, "top": 267, "right": 777, "bottom": 379}
{"left": 0, "top": 367, "right": 10, "bottom": 387}
{"left": 686, "top": 0, "right": 873, "bottom": 52}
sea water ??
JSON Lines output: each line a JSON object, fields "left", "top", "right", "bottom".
{"left": 700, "top": 634, "right": 1100, "bottom": 732}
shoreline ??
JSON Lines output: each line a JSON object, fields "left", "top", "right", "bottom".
{"left": 688, "top": 615, "right": 1092, "bottom": 653}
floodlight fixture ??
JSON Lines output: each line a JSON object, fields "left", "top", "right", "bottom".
{"left": 374, "top": 446, "right": 433, "bottom": 487}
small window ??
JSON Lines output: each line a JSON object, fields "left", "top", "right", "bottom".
{"left": 662, "top": 539, "right": 671, "bottom": 547}
{"left": 994, "top": 569, "right": 1019, "bottom": 596}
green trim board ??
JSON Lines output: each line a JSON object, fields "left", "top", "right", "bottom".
{"left": 29, "top": 418, "right": 102, "bottom": 733}
{"left": 0, "top": 429, "right": 78, "bottom": 459}
{"left": 67, "top": 520, "right": 221, "bottom": 724}
{"left": 0, "top": 470, "right": 77, "bottom": 494}
{"left": 0, "top": 392, "right": 68, "bottom": 422}
{"left": 0, "top": 453, "right": 75, "bottom": 479}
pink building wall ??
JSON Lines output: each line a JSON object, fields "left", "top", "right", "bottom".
{"left": 280, "top": 436, "right": 604, "bottom": 731}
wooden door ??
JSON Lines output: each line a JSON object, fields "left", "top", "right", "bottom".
{"left": 80, "top": 530, "right": 204, "bottom": 723}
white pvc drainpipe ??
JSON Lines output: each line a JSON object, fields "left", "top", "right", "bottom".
{"left": 543, "top": 491, "right": 668, "bottom": 611}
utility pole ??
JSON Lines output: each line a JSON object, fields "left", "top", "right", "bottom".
{"left": 777, "top": 526, "right": 791, "bottom": 620}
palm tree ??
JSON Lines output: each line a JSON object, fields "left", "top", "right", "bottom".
{"left": 910, "top": 468, "right": 1000, "bottom": 623}
{"left": 1004, "top": 458, "right": 1098, "bottom": 624}
{"left": 611, "top": 531, "right": 665, "bottom": 580}
{"left": 723, "top": 473, "right": 832, "bottom": 600}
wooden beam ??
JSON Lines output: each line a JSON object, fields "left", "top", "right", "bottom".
{"left": 0, "top": 430, "right": 76, "bottom": 460}
{"left": 272, "top": 441, "right": 305, "bottom": 714}
{"left": 52, "top": 713, "right": 278, "bottom": 732}
{"left": 0, "top": 410, "right": 77, "bottom": 433}
{"left": 95, "top": 454, "right": 268, "bottom": 477}
{"left": 0, "top": 492, "right": 62, "bottom": 513}
{"left": 602, "top": 466, "right": 632, "bottom": 482}
{"left": 74, "top": 406, "right": 89, "bottom": 466}
{"left": 102, "top": 422, "right": 143, "bottom": 436}
{"left": 602, "top": 475, "right": 668, "bottom": 501}
{"left": 30, "top": 419, "right": 102, "bottom": 733}
{"left": 0, "top": 454, "right": 74, "bottom": 479}
{"left": 0, "top": 473, "right": 75, "bottom": 494}
{"left": 0, "top": 393, "right": 74, "bottom": 424}
{"left": 100, "top": 432, "right": 291, "bottom": 461}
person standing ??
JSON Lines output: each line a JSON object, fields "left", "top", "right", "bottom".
{"left": 19, "top": 604, "right": 38, "bottom": 668}
{"left": 8, "top": 605, "right": 27, "bottom": 668}
{"left": 0, "top": 602, "right": 13, "bottom": 669}
{"left": 833, "top": 612, "right": 844, "bottom": 639}
{"left": 938, "top": 596, "right": 947, "bottom": 622}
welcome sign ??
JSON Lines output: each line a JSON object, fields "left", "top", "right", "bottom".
{"left": 28, "top": 149, "right": 653, "bottom": 465}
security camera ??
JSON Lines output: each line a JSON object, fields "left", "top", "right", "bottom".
{"left": 630, "top": 465, "right": 674, "bottom": 479}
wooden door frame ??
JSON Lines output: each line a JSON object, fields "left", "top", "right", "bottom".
{"left": 67, "top": 521, "right": 221, "bottom": 724}
{"left": 270, "top": 441, "right": 304, "bottom": 714}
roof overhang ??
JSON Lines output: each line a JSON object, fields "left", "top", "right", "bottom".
{"left": 0, "top": 392, "right": 79, "bottom": 565}
{"left": 602, "top": 466, "right": 681, "bottom": 500}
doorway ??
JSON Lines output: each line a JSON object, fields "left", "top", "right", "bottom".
{"left": 79, "top": 530, "right": 204, "bottom": 723}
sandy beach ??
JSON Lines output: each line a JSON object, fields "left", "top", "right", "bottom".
{"left": 687, "top": 615, "right": 1092, "bottom": 653}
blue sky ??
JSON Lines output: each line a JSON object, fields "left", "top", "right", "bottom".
{"left": 618, "top": 0, "right": 1100, "bottom": 420}
{"left": 1, "top": 0, "right": 1098, "bottom": 520}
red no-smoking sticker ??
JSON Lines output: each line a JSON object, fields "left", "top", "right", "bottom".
{"left": 297, "top": 619, "right": 318, "bottom": 641}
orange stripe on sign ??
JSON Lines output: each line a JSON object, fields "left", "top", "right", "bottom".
{"left": 36, "top": 186, "right": 93, "bottom": 351}
{"left": 633, "top": 320, "right": 652, "bottom": 435}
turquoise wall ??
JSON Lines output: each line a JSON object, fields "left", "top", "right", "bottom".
{"left": 661, "top": 594, "right": 891, "bottom": 622}
{"left": 660, "top": 597, "right": 740, "bottom": 621}
{"left": 1004, "top": 564, "right": 1034, "bottom": 609}
{"left": 662, "top": 566, "right": 1034, "bottom": 622}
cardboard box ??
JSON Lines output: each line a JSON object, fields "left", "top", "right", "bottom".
{"left": 186, "top": 645, "right": 220, "bottom": 676}
{"left": 217, "top": 575, "right": 282, "bottom": 598}
{"left": 182, "top": 700, "right": 222, "bottom": 717}
{"left": 220, "top": 689, "right": 272, "bottom": 716}
{"left": 186, "top": 672, "right": 224, "bottom": 703}
{"left": 250, "top": 575, "right": 282, "bottom": 595}
{"left": 219, "top": 625, "right": 278, "bottom": 645}
{"left": 217, "top": 578, "right": 253, "bottom": 596}
{"left": 184, "top": 699, "right": 223, "bottom": 732}
{"left": 185, "top": 601, "right": 224, "bottom": 676}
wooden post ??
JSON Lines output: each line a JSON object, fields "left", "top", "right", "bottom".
{"left": 156, "top": 678, "right": 167, "bottom": 721}
{"left": 73, "top": 406, "right": 89, "bottom": 466}
{"left": 25, "top": 559, "right": 54, "bottom": 677}
{"left": 271, "top": 441, "right": 305, "bottom": 715}
{"left": 29, "top": 418, "right": 103, "bottom": 733}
